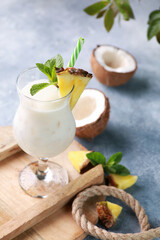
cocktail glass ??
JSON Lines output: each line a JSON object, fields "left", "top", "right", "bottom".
{"left": 13, "top": 67, "right": 76, "bottom": 198}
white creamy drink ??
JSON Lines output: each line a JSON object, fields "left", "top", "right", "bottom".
{"left": 14, "top": 80, "right": 76, "bottom": 158}
{"left": 13, "top": 50, "right": 92, "bottom": 198}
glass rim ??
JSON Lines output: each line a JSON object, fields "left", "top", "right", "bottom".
{"left": 16, "top": 66, "right": 74, "bottom": 103}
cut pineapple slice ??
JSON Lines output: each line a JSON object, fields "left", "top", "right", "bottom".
{"left": 97, "top": 201, "right": 122, "bottom": 228}
{"left": 107, "top": 201, "right": 122, "bottom": 221}
{"left": 68, "top": 150, "right": 92, "bottom": 173}
{"left": 57, "top": 68, "right": 92, "bottom": 109}
{"left": 107, "top": 174, "right": 138, "bottom": 190}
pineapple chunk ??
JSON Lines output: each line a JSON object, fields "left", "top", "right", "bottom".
{"left": 57, "top": 68, "right": 92, "bottom": 109}
{"left": 107, "top": 174, "right": 138, "bottom": 190}
{"left": 97, "top": 201, "right": 122, "bottom": 228}
{"left": 107, "top": 202, "right": 122, "bottom": 221}
{"left": 68, "top": 151, "right": 92, "bottom": 173}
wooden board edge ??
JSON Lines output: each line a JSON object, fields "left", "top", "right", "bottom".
{"left": 0, "top": 165, "right": 104, "bottom": 240}
{"left": 0, "top": 144, "right": 21, "bottom": 162}
{"left": 74, "top": 233, "right": 87, "bottom": 240}
{"left": 0, "top": 126, "right": 87, "bottom": 162}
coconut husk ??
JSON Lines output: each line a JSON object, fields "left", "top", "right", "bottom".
{"left": 90, "top": 45, "right": 137, "bottom": 87}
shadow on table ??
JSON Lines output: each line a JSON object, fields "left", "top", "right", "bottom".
{"left": 84, "top": 195, "right": 140, "bottom": 239}
{"left": 149, "top": 219, "right": 160, "bottom": 230}
{"left": 108, "top": 76, "right": 150, "bottom": 96}
{"left": 79, "top": 123, "right": 132, "bottom": 155}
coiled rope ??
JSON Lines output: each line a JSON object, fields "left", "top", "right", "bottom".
{"left": 72, "top": 185, "right": 160, "bottom": 240}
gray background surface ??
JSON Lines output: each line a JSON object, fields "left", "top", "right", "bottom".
{"left": 0, "top": 0, "right": 160, "bottom": 239}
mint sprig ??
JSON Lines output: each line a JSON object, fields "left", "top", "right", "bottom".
{"left": 36, "top": 54, "right": 64, "bottom": 84}
{"left": 86, "top": 152, "right": 130, "bottom": 176}
{"left": 30, "top": 83, "right": 51, "bottom": 96}
{"left": 30, "top": 54, "right": 64, "bottom": 96}
{"left": 86, "top": 152, "right": 106, "bottom": 166}
{"left": 107, "top": 152, "right": 122, "bottom": 166}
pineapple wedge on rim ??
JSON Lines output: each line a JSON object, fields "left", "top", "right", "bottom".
{"left": 57, "top": 67, "right": 92, "bottom": 109}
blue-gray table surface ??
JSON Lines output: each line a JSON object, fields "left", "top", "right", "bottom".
{"left": 0, "top": 0, "right": 160, "bottom": 239}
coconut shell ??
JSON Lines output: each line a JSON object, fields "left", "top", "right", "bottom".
{"left": 76, "top": 90, "right": 110, "bottom": 139}
{"left": 90, "top": 45, "right": 137, "bottom": 87}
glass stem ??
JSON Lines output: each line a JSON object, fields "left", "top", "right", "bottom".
{"left": 37, "top": 158, "right": 49, "bottom": 180}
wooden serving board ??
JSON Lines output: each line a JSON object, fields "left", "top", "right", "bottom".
{"left": 0, "top": 126, "right": 103, "bottom": 240}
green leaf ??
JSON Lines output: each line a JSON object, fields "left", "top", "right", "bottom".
{"left": 86, "top": 150, "right": 130, "bottom": 176}
{"left": 36, "top": 63, "right": 52, "bottom": 80}
{"left": 45, "top": 58, "right": 56, "bottom": 69}
{"left": 122, "top": 1, "right": 134, "bottom": 19}
{"left": 104, "top": 7, "right": 114, "bottom": 32}
{"left": 51, "top": 67, "right": 57, "bottom": 83}
{"left": 107, "top": 152, "right": 122, "bottom": 167}
{"left": 84, "top": 1, "right": 110, "bottom": 16}
{"left": 147, "top": 18, "right": 160, "bottom": 40}
{"left": 118, "top": 12, "right": 121, "bottom": 24}
{"left": 36, "top": 63, "right": 46, "bottom": 74}
{"left": 86, "top": 152, "right": 106, "bottom": 167}
{"left": 30, "top": 83, "right": 51, "bottom": 96}
{"left": 104, "top": 165, "right": 116, "bottom": 174}
{"left": 55, "top": 54, "right": 64, "bottom": 68}
{"left": 148, "top": 10, "right": 160, "bottom": 24}
{"left": 121, "top": 10, "right": 129, "bottom": 20}
{"left": 111, "top": 164, "right": 130, "bottom": 176}
{"left": 156, "top": 31, "right": 160, "bottom": 43}
{"left": 115, "top": 0, "right": 134, "bottom": 20}
{"left": 96, "top": 9, "right": 106, "bottom": 18}
{"left": 36, "top": 54, "right": 64, "bottom": 84}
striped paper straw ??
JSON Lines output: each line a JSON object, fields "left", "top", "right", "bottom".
{"left": 68, "top": 37, "right": 85, "bottom": 67}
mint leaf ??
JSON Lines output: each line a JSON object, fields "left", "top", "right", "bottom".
{"left": 30, "top": 83, "right": 51, "bottom": 96}
{"left": 110, "top": 164, "right": 130, "bottom": 176}
{"left": 104, "top": 164, "right": 130, "bottom": 175}
{"left": 84, "top": 1, "right": 110, "bottom": 16}
{"left": 107, "top": 152, "right": 122, "bottom": 167}
{"left": 55, "top": 54, "right": 64, "bottom": 68}
{"left": 51, "top": 67, "right": 57, "bottom": 83}
{"left": 36, "top": 63, "right": 52, "bottom": 80}
{"left": 104, "top": 7, "right": 114, "bottom": 32}
{"left": 87, "top": 151, "right": 130, "bottom": 176}
{"left": 45, "top": 58, "right": 56, "bottom": 70}
{"left": 148, "top": 10, "right": 160, "bottom": 24}
{"left": 104, "top": 165, "right": 117, "bottom": 174}
{"left": 105, "top": 152, "right": 130, "bottom": 175}
{"left": 147, "top": 18, "right": 160, "bottom": 40}
{"left": 86, "top": 152, "right": 106, "bottom": 167}
{"left": 36, "top": 54, "right": 64, "bottom": 84}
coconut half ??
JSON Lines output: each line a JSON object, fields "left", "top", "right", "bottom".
{"left": 72, "top": 88, "right": 110, "bottom": 139}
{"left": 91, "top": 45, "right": 137, "bottom": 86}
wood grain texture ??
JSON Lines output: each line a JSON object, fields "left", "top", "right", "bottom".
{"left": 0, "top": 126, "right": 21, "bottom": 161}
{"left": 0, "top": 126, "right": 104, "bottom": 240}
{"left": 0, "top": 165, "right": 104, "bottom": 240}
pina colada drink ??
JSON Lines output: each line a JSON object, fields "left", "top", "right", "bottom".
{"left": 14, "top": 80, "right": 75, "bottom": 158}
{"left": 13, "top": 40, "right": 92, "bottom": 198}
